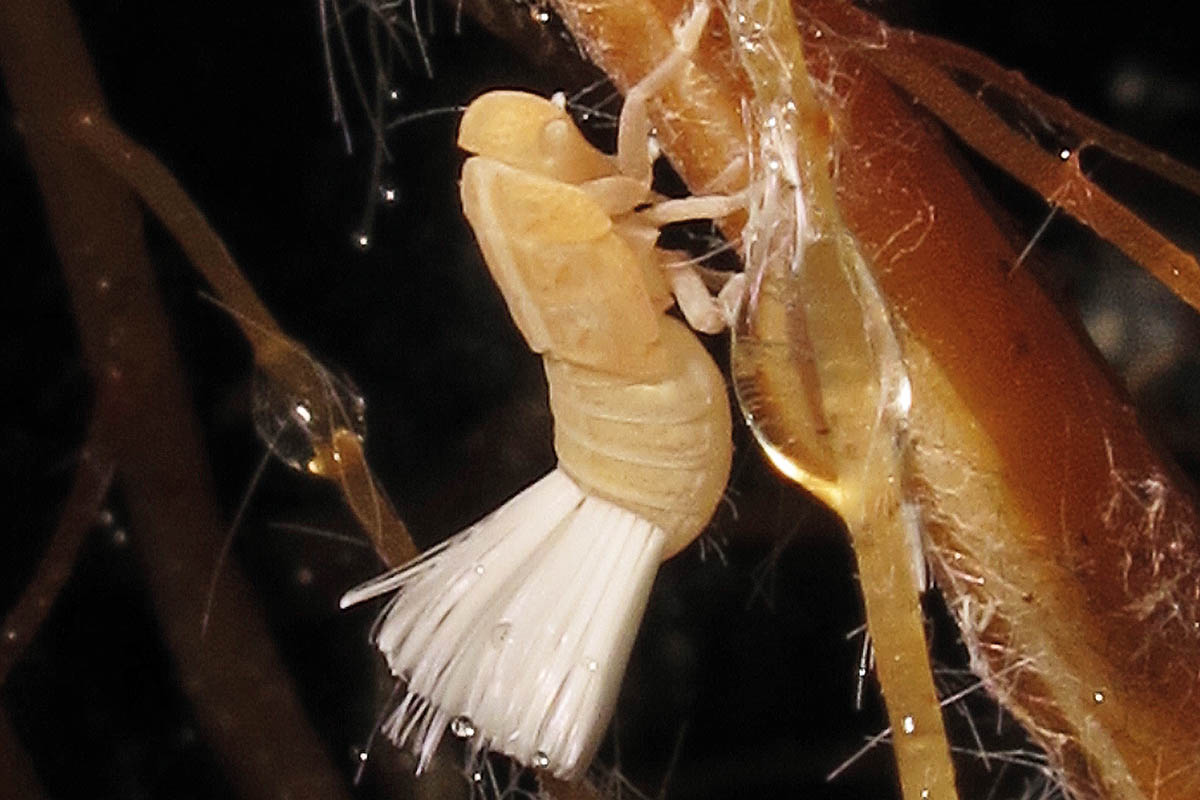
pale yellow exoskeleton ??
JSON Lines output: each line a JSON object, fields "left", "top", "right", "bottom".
{"left": 340, "top": 3, "right": 743, "bottom": 779}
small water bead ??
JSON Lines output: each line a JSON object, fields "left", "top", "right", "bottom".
{"left": 740, "top": 37, "right": 762, "bottom": 54}
{"left": 250, "top": 363, "right": 368, "bottom": 473}
{"left": 352, "top": 230, "right": 371, "bottom": 251}
{"left": 474, "top": 564, "right": 485, "bottom": 576}
{"left": 901, "top": 715, "right": 915, "bottom": 735}
{"left": 1092, "top": 690, "right": 1106, "bottom": 704}
{"left": 532, "top": 751, "right": 550, "bottom": 768}
{"left": 378, "top": 183, "right": 399, "bottom": 205}
{"left": 585, "top": 658, "right": 598, "bottom": 672}
{"left": 307, "top": 446, "right": 344, "bottom": 476}
{"left": 450, "top": 715, "right": 476, "bottom": 738}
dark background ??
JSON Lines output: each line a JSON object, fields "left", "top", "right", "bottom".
{"left": 3, "top": 1, "right": 1199, "bottom": 798}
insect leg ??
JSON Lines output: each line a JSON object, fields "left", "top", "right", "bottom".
{"left": 661, "top": 259, "right": 746, "bottom": 333}
{"left": 636, "top": 192, "right": 743, "bottom": 227}
{"left": 616, "top": 2, "right": 711, "bottom": 184}
{"left": 636, "top": 192, "right": 746, "bottom": 333}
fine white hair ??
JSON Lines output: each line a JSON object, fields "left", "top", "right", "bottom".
{"left": 341, "top": 467, "right": 665, "bottom": 778}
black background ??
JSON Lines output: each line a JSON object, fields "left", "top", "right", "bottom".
{"left": 3, "top": 1, "right": 1199, "bottom": 798}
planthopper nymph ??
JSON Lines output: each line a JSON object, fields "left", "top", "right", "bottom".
{"left": 341, "top": 3, "right": 745, "bottom": 779}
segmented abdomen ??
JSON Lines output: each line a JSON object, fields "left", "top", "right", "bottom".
{"left": 545, "top": 317, "right": 732, "bottom": 557}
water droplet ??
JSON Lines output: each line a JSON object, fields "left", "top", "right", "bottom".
{"left": 901, "top": 715, "right": 915, "bottom": 735}
{"left": 379, "top": 184, "right": 399, "bottom": 205}
{"left": 474, "top": 564, "right": 485, "bottom": 576}
{"left": 111, "top": 528, "right": 128, "bottom": 546}
{"left": 532, "top": 751, "right": 550, "bottom": 768}
{"left": 921, "top": 789, "right": 930, "bottom": 799}
{"left": 585, "top": 658, "right": 598, "bottom": 672}
{"left": 492, "top": 622, "right": 512, "bottom": 645}
{"left": 1059, "top": 148, "right": 1072, "bottom": 160}
{"left": 358, "top": 749, "right": 369, "bottom": 762}
{"left": 450, "top": 715, "right": 476, "bottom": 738}
{"left": 352, "top": 230, "right": 371, "bottom": 251}
{"left": 251, "top": 363, "right": 368, "bottom": 473}
{"left": 472, "top": 771, "right": 483, "bottom": 782}
{"left": 1092, "top": 690, "right": 1106, "bottom": 704}
{"left": 387, "top": 88, "right": 401, "bottom": 104}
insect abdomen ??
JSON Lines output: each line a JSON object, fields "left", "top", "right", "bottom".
{"left": 546, "top": 317, "right": 732, "bottom": 557}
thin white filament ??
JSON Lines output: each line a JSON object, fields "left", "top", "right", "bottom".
{"left": 341, "top": 467, "right": 666, "bottom": 779}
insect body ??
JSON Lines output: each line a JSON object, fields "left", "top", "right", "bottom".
{"left": 342, "top": 3, "right": 741, "bottom": 779}
{"left": 457, "top": 89, "right": 735, "bottom": 554}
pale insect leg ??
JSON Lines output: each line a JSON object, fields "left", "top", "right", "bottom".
{"left": 660, "top": 258, "right": 746, "bottom": 334}
{"left": 616, "top": 1, "right": 712, "bottom": 184}
{"left": 616, "top": 1, "right": 748, "bottom": 333}
{"left": 641, "top": 193, "right": 747, "bottom": 332}
{"left": 637, "top": 193, "right": 744, "bottom": 226}
{"left": 587, "top": 0, "right": 747, "bottom": 332}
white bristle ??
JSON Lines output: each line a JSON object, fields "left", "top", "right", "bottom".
{"left": 341, "top": 467, "right": 666, "bottom": 779}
